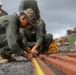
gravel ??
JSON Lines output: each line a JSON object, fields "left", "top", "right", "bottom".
{"left": 0, "top": 56, "right": 33, "bottom": 75}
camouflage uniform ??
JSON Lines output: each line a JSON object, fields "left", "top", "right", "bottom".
{"left": 20, "top": 26, "right": 53, "bottom": 53}
{"left": 19, "top": 0, "right": 53, "bottom": 53}
{"left": 0, "top": 9, "right": 8, "bottom": 17}
{"left": 37, "top": 19, "right": 46, "bottom": 34}
{"left": 0, "top": 13, "right": 25, "bottom": 56}
{"left": 19, "top": 0, "right": 46, "bottom": 34}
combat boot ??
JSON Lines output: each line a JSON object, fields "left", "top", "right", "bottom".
{"left": 0, "top": 58, "right": 8, "bottom": 64}
{"left": 0, "top": 52, "right": 8, "bottom": 63}
{"left": 0, "top": 52, "right": 16, "bottom": 63}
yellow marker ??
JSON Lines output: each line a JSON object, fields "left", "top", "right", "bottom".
{"left": 32, "top": 58, "right": 45, "bottom": 75}
{"left": 75, "top": 41, "right": 76, "bottom": 45}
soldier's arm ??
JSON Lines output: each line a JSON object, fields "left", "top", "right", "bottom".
{"left": 20, "top": 28, "right": 35, "bottom": 47}
{"left": 31, "top": 26, "right": 43, "bottom": 53}
{"left": 38, "top": 19, "right": 46, "bottom": 34}
{"left": 6, "top": 22, "right": 23, "bottom": 56}
{"left": 31, "top": 44, "right": 39, "bottom": 54}
{"left": 36, "top": 26, "right": 43, "bottom": 46}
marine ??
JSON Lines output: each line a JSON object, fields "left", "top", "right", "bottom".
{"left": 0, "top": 8, "right": 36, "bottom": 63}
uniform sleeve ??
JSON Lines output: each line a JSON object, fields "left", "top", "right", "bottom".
{"left": 35, "top": 26, "right": 43, "bottom": 45}
{"left": 20, "top": 28, "right": 35, "bottom": 47}
{"left": 38, "top": 19, "right": 46, "bottom": 34}
{"left": 6, "top": 22, "right": 23, "bottom": 55}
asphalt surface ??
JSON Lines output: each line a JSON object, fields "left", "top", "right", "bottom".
{"left": 0, "top": 56, "right": 33, "bottom": 75}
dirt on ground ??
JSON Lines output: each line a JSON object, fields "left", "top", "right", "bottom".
{"left": 0, "top": 56, "right": 33, "bottom": 75}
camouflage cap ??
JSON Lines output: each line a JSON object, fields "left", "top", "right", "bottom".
{"left": 21, "top": 8, "right": 37, "bottom": 25}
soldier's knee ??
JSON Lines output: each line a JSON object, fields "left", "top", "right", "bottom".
{"left": 46, "top": 33, "right": 53, "bottom": 39}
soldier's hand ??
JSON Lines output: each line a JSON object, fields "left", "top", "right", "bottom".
{"left": 31, "top": 48, "right": 38, "bottom": 57}
{"left": 27, "top": 53, "right": 33, "bottom": 59}
{"left": 21, "top": 52, "right": 33, "bottom": 59}
{"left": 31, "top": 49, "right": 36, "bottom": 54}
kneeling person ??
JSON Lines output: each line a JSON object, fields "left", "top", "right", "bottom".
{"left": 20, "top": 22, "right": 53, "bottom": 55}
{"left": 0, "top": 8, "right": 36, "bottom": 63}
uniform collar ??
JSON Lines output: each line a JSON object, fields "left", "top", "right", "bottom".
{"left": 13, "top": 13, "right": 20, "bottom": 27}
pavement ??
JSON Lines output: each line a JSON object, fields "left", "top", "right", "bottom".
{"left": 0, "top": 56, "right": 33, "bottom": 75}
